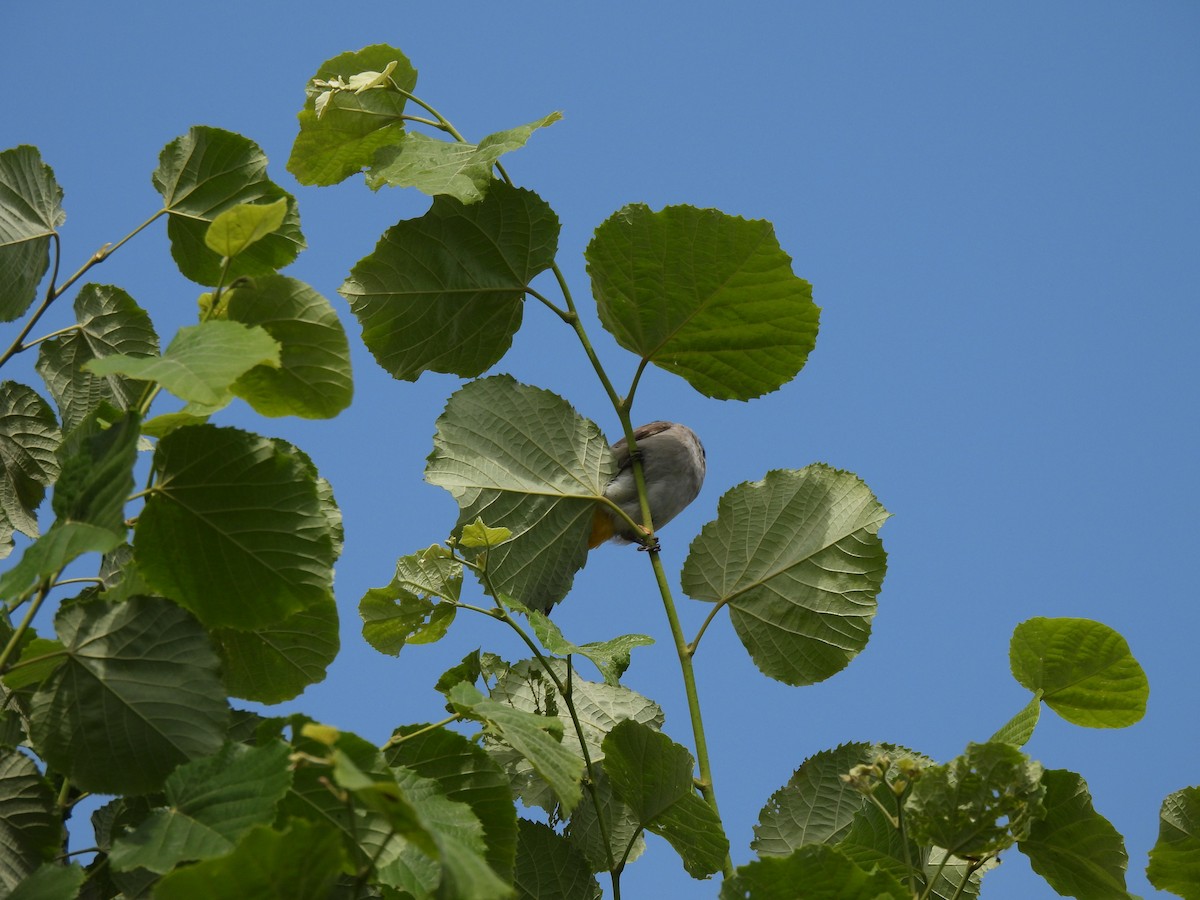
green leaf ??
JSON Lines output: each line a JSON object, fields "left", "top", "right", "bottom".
{"left": 720, "top": 845, "right": 908, "bottom": 900}
{"left": 87, "top": 319, "right": 280, "bottom": 407}
{"left": 51, "top": 408, "right": 138, "bottom": 532}
{"left": 989, "top": 692, "right": 1043, "bottom": 746}
{"left": 109, "top": 741, "right": 293, "bottom": 873}
{"left": 7, "top": 862, "right": 85, "bottom": 900}
{"left": 1147, "top": 785, "right": 1200, "bottom": 899}
{"left": 223, "top": 275, "right": 353, "bottom": 418}
{"left": 459, "top": 518, "right": 513, "bottom": 549}
{"left": 205, "top": 198, "right": 289, "bottom": 257}
{"left": 601, "top": 719, "right": 729, "bottom": 879}
{"left": 527, "top": 611, "right": 652, "bottom": 685}
{"left": 1010, "top": 617, "right": 1148, "bottom": 728}
{"left": 35, "top": 284, "right": 159, "bottom": 433}
{"left": 210, "top": 595, "right": 339, "bottom": 703}
{"left": 134, "top": 425, "right": 336, "bottom": 628}
{"left": 565, "top": 765, "right": 646, "bottom": 873}
{"left": 448, "top": 681, "right": 585, "bottom": 815}
{"left": 153, "top": 819, "right": 346, "bottom": 900}
{"left": 1, "top": 637, "right": 66, "bottom": 691}
{"left": 906, "top": 742, "right": 1046, "bottom": 857}
{"left": 360, "top": 546, "right": 461, "bottom": 655}
{"left": 340, "top": 183, "right": 559, "bottom": 381}
{"left": 0, "top": 748, "right": 60, "bottom": 894}
{"left": 0, "top": 146, "right": 64, "bottom": 322}
{"left": 514, "top": 819, "right": 602, "bottom": 900}
{"left": 153, "top": 126, "right": 304, "bottom": 285}
{"left": 27, "top": 596, "right": 228, "bottom": 794}
{"left": 1017, "top": 768, "right": 1132, "bottom": 899}
{"left": 0, "top": 381, "right": 60, "bottom": 556}
{"left": 586, "top": 203, "right": 820, "bottom": 400}
{"left": 368, "top": 112, "right": 563, "bottom": 201}
{"left": 426, "top": 376, "right": 614, "bottom": 612}
{"left": 681, "top": 465, "right": 890, "bottom": 685}
{"left": 288, "top": 45, "right": 417, "bottom": 186}
{"left": 0, "top": 522, "right": 122, "bottom": 603}
{"left": 385, "top": 725, "right": 518, "bottom": 885}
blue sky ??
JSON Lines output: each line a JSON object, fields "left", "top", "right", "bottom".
{"left": 5, "top": 2, "right": 1198, "bottom": 896}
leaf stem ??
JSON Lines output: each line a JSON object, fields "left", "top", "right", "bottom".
{"left": 687, "top": 599, "right": 729, "bottom": 656}
{"left": 381, "top": 713, "right": 463, "bottom": 748}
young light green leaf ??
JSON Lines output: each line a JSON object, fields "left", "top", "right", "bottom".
{"left": 527, "top": 611, "right": 652, "bottom": 685}
{"left": 682, "top": 465, "right": 890, "bottom": 685}
{"left": 288, "top": 44, "right": 417, "bottom": 186}
{"left": 459, "top": 518, "right": 513, "bottom": 549}
{"left": 0, "top": 146, "right": 64, "bottom": 322}
{"left": 514, "top": 819, "right": 602, "bottom": 900}
{"left": 28, "top": 596, "right": 229, "bottom": 794}
{"left": 989, "top": 692, "right": 1043, "bottom": 746}
{"left": 1017, "top": 769, "right": 1133, "bottom": 899}
{"left": 586, "top": 203, "right": 820, "bottom": 400}
{"left": 152, "top": 819, "right": 346, "bottom": 900}
{"left": 87, "top": 319, "right": 279, "bottom": 406}
{"left": 35, "top": 284, "right": 159, "bottom": 433}
{"left": 0, "top": 522, "right": 122, "bottom": 603}
{"left": 1010, "top": 618, "right": 1148, "bottom": 728}
{"left": 426, "top": 375, "right": 614, "bottom": 613}
{"left": 153, "top": 126, "right": 304, "bottom": 285}
{"left": 340, "top": 183, "right": 558, "bottom": 381}
{"left": 204, "top": 198, "right": 289, "bottom": 257}
{"left": 360, "top": 546, "right": 461, "bottom": 655}
{"left": 134, "top": 425, "right": 337, "bottom": 629}
{"left": 719, "top": 845, "right": 909, "bottom": 900}
{"left": 109, "top": 741, "right": 293, "bottom": 873}
{"left": 221, "top": 275, "right": 353, "bottom": 418}
{"left": 906, "top": 742, "right": 1046, "bottom": 858}
{"left": 1147, "top": 785, "right": 1200, "bottom": 898}
{"left": 368, "top": 112, "right": 563, "bottom": 202}
{"left": 0, "top": 748, "right": 60, "bottom": 895}
{"left": 602, "top": 719, "right": 729, "bottom": 879}
{"left": 210, "top": 596, "right": 339, "bottom": 703}
{"left": 0, "top": 381, "right": 60, "bottom": 556}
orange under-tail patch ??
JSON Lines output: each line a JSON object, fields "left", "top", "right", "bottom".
{"left": 588, "top": 508, "right": 614, "bottom": 548}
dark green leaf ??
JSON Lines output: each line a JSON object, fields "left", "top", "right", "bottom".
{"left": 0, "top": 381, "right": 60, "bottom": 556}
{"left": 0, "top": 146, "right": 64, "bottom": 322}
{"left": 565, "top": 766, "right": 645, "bottom": 873}
{"left": 514, "top": 819, "right": 601, "bottom": 900}
{"left": 288, "top": 45, "right": 418, "bottom": 186}
{"left": 205, "top": 198, "right": 288, "bottom": 257}
{"left": 1010, "top": 617, "right": 1148, "bottom": 728}
{"left": 35, "top": 284, "right": 159, "bottom": 433}
{"left": 586, "top": 203, "right": 819, "bottom": 400}
{"left": 0, "top": 748, "right": 60, "bottom": 894}
{"left": 682, "top": 465, "right": 889, "bottom": 685}
{"left": 224, "top": 275, "right": 353, "bottom": 418}
{"left": 134, "top": 425, "right": 336, "bottom": 629}
{"left": 360, "top": 546, "right": 461, "bottom": 655}
{"left": 28, "top": 596, "right": 228, "bottom": 794}
{"left": 1147, "top": 785, "right": 1200, "bottom": 899}
{"left": 426, "top": 376, "right": 613, "bottom": 612}
{"left": 1018, "top": 768, "right": 1132, "bottom": 899}
{"left": 7, "top": 862, "right": 85, "bottom": 900}
{"left": 152, "top": 126, "right": 304, "bottom": 285}
{"left": 52, "top": 408, "right": 137, "bottom": 532}
{"left": 0, "top": 522, "right": 122, "bottom": 604}
{"left": 340, "top": 183, "right": 558, "bottom": 381}
{"left": 719, "top": 844, "right": 908, "bottom": 900}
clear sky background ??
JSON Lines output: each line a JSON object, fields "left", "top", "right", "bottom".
{"left": 5, "top": 2, "right": 1198, "bottom": 897}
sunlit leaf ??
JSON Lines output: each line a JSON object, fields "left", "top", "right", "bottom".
{"left": 360, "top": 546, "right": 461, "bottom": 655}
{"left": 0, "top": 146, "right": 64, "bottom": 322}
{"left": 1147, "top": 785, "right": 1200, "bottom": 899}
{"left": 204, "top": 198, "right": 289, "bottom": 257}
{"left": 989, "top": 693, "right": 1042, "bottom": 747}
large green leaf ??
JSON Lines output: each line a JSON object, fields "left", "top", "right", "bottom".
{"left": 1147, "top": 785, "right": 1200, "bottom": 898}
{"left": 514, "top": 819, "right": 602, "bottom": 900}
{"left": 360, "top": 545, "right": 461, "bottom": 655}
{"left": 27, "top": 596, "right": 228, "bottom": 794}
{"left": 340, "top": 183, "right": 559, "bottom": 381}
{"left": 109, "top": 741, "right": 293, "bottom": 873}
{"left": 601, "top": 719, "right": 729, "bottom": 879}
{"left": 1009, "top": 617, "right": 1148, "bottom": 728}
{"left": 586, "top": 203, "right": 820, "bottom": 400}
{"left": 7, "top": 862, "right": 85, "bottom": 900}
{"left": 0, "top": 748, "right": 60, "bottom": 895}
{"left": 152, "top": 819, "right": 346, "bottom": 900}
{"left": 224, "top": 275, "right": 353, "bottom": 418}
{"left": 152, "top": 126, "right": 304, "bottom": 285}
{"left": 0, "top": 146, "right": 64, "bottom": 322}
{"left": 368, "top": 113, "right": 563, "bottom": 201}
{"left": 425, "top": 375, "right": 613, "bottom": 612}
{"left": 1018, "top": 769, "right": 1133, "bottom": 899}
{"left": 288, "top": 45, "right": 418, "bottom": 186}
{"left": 35, "top": 284, "right": 159, "bottom": 433}
{"left": 51, "top": 408, "right": 138, "bottom": 532}
{"left": 682, "top": 465, "right": 889, "bottom": 685}
{"left": 565, "top": 766, "right": 646, "bottom": 873}
{"left": 134, "top": 425, "right": 337, "bottom": 629}
{"left": 0, "top": 381, "right": 60, "bottom": 556}
{"left": 720, "top": 845, "right": 908, "bottom": 900}
{"left": 87, "top": 319, "right": 279, "bottom": 407}
{"left": 210, "top": 595, "right": 339, "bottom": 703}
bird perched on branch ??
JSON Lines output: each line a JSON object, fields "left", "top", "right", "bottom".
{"left": 589, "top": 421, "right": 706, "bottom": 549}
